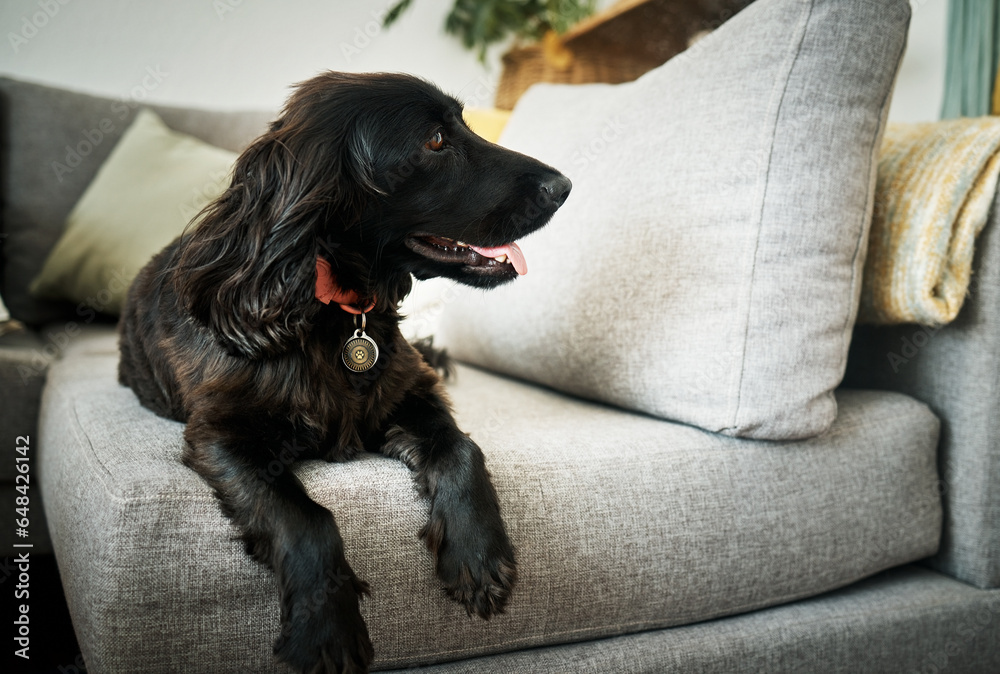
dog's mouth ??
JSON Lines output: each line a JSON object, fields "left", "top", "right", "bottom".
{"left": 405, "top": 235, "right": 528, "bottom": 277}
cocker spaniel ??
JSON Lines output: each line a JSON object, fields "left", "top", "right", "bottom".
{"left": 117, "top": 71, "right": 571, "bottom": 673}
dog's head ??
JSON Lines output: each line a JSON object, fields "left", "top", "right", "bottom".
{"left": 324, "top": 74, "right": 571, "bottom": 287}
{"left": 175, "top": 72, "right": 570, "bottom": 358}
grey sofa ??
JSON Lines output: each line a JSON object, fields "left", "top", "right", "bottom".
{"left": 2, "top": 71, "right": 999, "bottom": 672}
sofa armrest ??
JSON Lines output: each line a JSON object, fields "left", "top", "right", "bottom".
{"left": 844, "top": 193, "right": 1000, "bottom": 589}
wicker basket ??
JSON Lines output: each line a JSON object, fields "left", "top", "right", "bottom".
{"left": 494, "top": 0, "right": 751, "bottom": 110}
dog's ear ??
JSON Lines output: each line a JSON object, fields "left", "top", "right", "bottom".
{"left": 173, "top": 74, "right": 395, "bottom": 358}
{"left": 174, "top": 132, "right": 335, "bottom": 359}
{"left": 345, "top": 128, "right": 384, "bottom": 197}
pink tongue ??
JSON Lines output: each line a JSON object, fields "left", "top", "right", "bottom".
{"left": 469, "top": 242, "right": 528, "bottom": 275}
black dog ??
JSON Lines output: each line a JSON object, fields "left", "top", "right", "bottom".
{"left": 117, "top": 71, "right": 570, "bottom": 673}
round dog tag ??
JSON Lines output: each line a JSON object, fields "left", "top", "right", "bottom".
{"left": 343, "top": 330, "right": 378, "bottom": 372}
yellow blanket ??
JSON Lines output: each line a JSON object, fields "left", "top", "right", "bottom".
{"left": 859, "top": 118, "right": 1000, "bottom": 325}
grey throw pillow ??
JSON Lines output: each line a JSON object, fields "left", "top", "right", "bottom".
{"left": 437, "top": 0, "right": 911, "bottom": 440}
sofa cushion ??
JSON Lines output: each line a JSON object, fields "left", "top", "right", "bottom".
{"left": 40, "top": 327, "right": 941, "bottom": 672}
{"left": 29, "top": 108, "right": 237, "bottom": 316}
{"left": 379, "top": 566, "right": 1000, "bottom": 674}
{"left": 0, "top": 76, "right": 271, "bottom": 325}
{"left": 437, "top": 0, "right": 911, "bottom": 440}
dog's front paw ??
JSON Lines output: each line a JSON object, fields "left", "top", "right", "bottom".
{"left": 421, "top": 497, "right": 517, "bottom": 619}
{"left": 274, "top": 574, "right": 375, "bottom": 674}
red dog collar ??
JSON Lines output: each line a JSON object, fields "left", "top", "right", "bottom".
{"left": 315, "top": 257, "right": 376, "bottom": 314}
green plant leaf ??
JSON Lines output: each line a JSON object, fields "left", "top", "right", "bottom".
{"left": 383, "top": 0, "right": 414, "bottom": 28}
{"left": 388, "top": 0, "right": 597, "bottom": 61}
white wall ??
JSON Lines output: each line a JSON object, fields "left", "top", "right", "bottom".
{"left": 889, "top": 0, "right": 947, "bottom": 123}
{"left": 0, "top": 0, "right": 945, "bottom": 120}
{"left": 0, "top": 0, "right": 505, "bottom": 112}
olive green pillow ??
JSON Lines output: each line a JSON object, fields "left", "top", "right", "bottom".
{"left": 30, "top": 108, "right": 237, "bottom": 315}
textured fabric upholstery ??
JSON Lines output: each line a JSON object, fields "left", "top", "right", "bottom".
{"left": 846, "top": 190, "right": 1000, "bottom": 589}
{"left": 40, "top": 328, "right": 941, "bottom": 672}
{"left": 0, "top": 76, "right": 272, "bottom": 325}
{"left": 383, "top": 566, "right": 1000, "bottom": 674}
{"left": 437, "top": 0, "right": 910, "bottom": 440}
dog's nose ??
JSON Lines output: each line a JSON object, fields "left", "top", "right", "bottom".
{"left": 539, "top": 174, "right": 572, "bottom": 207}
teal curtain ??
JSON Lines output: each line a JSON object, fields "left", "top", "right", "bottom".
{"left": 941, "top": 0, "right": 1000, "bottom": 118}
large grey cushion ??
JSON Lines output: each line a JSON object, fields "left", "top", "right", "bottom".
{"left": 0, "top": 76, "right": 271, "bottom": 325}
{"left": 41, "top": 327, "right": 941, "bottom": 672}
{"left": 437, "top": 0, "right": 911, "bottom": 440}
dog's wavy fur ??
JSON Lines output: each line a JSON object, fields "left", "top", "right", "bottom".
{"left": 117, "top": 72, "right": 570, "bottom": 673}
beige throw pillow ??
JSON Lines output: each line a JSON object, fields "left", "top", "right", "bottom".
{"left": 437, "top": 0, "right": 911, "bottom": 440}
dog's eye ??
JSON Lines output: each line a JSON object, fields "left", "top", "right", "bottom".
{"left": 425, "top": 131, "right": 445, "bottom": 152}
